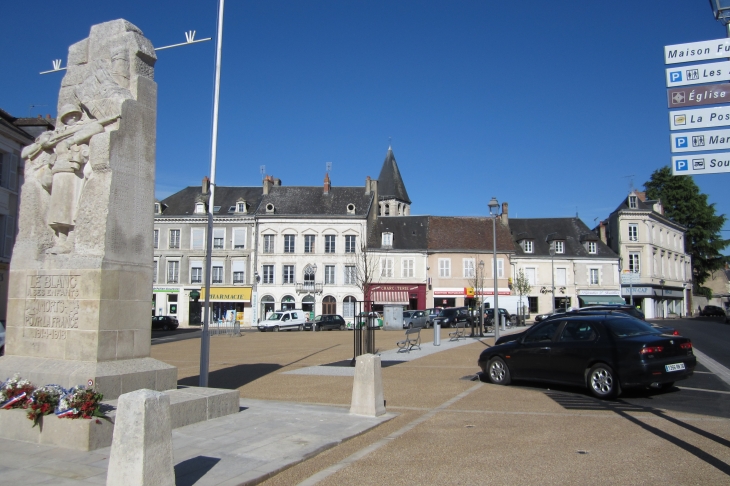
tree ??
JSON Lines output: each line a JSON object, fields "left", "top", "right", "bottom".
{"left": 466, "top": 256, "right": 487, "bottom": 335}
{"left": 348, "top": 240, "right": 380, "bottom": 306}
{"left": 644, "top": 166, "right": 729, "bottom": 298}
{"left": 513, "top": 269, "right": 532, "bottom": 324}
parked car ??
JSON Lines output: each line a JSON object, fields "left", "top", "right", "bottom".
{"left": 0, "top": 321, "right": 5, "bottom": 356}
{"left": 433, "top": 307, "right": 472, "bottom": 328}
{"left": 258, "top": 310, "right": 307, "bottom": 332}
{"left": 534, "top": 312, "right": 554, "bottom": 322}
{"left": 152, "top": 315, "right": 179, "bottom": 331}
{"left": 478, "top": 314, "right": 696, "bottom": 399}
{"left": 700, "top": 305, "right": 726, "bottom": 317}
{"left": 403, "top": 310, "right": 428, "bottom": 329}
{"left": 543, "top": 306, "right": 680, "bottom": 336}
{"left": 348, "top": 312, "right": 384, "bottom": 330}
{"left": 484, "top": 308, "right": 513, "bottom": 325}
{"left": 425, "top": 308, "right": 443, "bottom": 327}
{"left": 306, "top": 314, "right": 347, "bottom": 331}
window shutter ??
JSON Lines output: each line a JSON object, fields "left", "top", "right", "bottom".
{"left": 9, "top": 154, "right": 18, "bottom": 191}
{"left": 191, "top": 228, "right": 205, "bottom": 250}
{"left": 233, "top": 228, "right": 246, "bottom": 248}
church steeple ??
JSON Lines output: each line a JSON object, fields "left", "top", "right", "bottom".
{"left": 377, "top": 146, "right": 411, "bottom": 216}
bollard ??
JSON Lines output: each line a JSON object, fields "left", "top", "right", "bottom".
{"left": 434, "top": 321, "right": 440, "bottom": 346}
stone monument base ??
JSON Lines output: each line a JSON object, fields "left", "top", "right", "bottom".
{"left": 0, "top": 355, "right": 177, "bottom": 400}
{"left": 0, "top": 386, "right": 240, "bottom": 451}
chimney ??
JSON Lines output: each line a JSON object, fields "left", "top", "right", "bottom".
{"left": 323, "top": 173, "right": 331, "bottom": 194}
{"left": 599, "top": 221, "right": 607, "bottom": 244}
{"left": 201, "top": 176, "right": 210, "bottom": 195}
{"left": 635, "top": 191, "right": 647, "bottom": 202}
{"left": 365, "top": 176, "right": 371, "bottom": 194}
{"left": 501, "top": 201, "right": 509, "bottom": 227}
{"left": 263, "top": 175, "right": 274, "bottom": 195}
{"left": 273, "top": 178, "right": 282, "bottom": 186}
{"left": 37, "top": 114, "right": 42, "bottom": 119}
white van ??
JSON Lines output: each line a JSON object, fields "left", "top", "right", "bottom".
{"left": 257, "top": 310, "right": 307, "bottom": 332}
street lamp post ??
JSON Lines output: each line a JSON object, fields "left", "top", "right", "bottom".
{"left": 488, "top": 197, "right": 500, "bottom": 341}
{"left": 546, "top": 233, "right": 557, "bottom": 313}
{"left": 479, "top": 260, "right": 485, "bottom": 336}
{"left": 659, "top": 279, "right": 666, "bottom": 318}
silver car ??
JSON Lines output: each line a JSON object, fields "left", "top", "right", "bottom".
{"left": 403, "top": 310, "right": 427, "bottom": 329}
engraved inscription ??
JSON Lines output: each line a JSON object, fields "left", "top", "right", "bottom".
{"left": 24, "top": 274, "right": 80, "bottom": 339}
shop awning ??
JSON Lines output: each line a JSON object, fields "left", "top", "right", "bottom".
{"left": 371, "top": 290, "right": 409, "bottom": 304}
{"left": 579, "top": 295, "right": 625, "bottom": 305}
{"left": 200, "top": 287, "right": 252, "bottom": 302}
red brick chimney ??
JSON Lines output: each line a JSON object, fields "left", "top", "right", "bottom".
{"left": 501, "top": 201, "right": 509, "bottom": 226}
{"left": 324, "top": 173, "right": 331, "bottom": 194}
{"left": 599, "top": 221, "right": 607, "bottom": 244}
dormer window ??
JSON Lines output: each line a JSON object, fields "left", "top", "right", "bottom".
{"left": 554, "top": 241, "right": 565, "bottom": 254}
{"left": 522, "top": 240, "right": 533, "bottom": 253}
{"left": 154, "top": 203, "right": 161, "bottom": 214}
{"left": 629, "top": 195, "right": 638, "bottom": 209}
{"left": 382, "top": 232, "right": 393, "bottom": 248}
{"left": 266, "top": 203, "right": 275, "bottom": 213}
{"left": 195, "top": 202, "right": 205, "bottom": 214}
{"left": 237, "top": 201, "right": 247, "bottom": 213}
{"left": 347, "top": 203, "right": 355, "bottom": 214}
{"left": 587, "top": 241, "right": 597, "bottom": 254}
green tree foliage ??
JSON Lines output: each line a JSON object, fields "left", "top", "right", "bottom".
{"left": 644, "top": 166, "right": 728, "bottom": 297}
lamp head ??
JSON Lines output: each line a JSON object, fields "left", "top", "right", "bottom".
{"left": 488, "top": 197, "right": 499, "bottom": 216}
{"left": 710, "top": 0, "right": 730, "bottom": 25}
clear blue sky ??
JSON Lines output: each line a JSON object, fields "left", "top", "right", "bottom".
{"left": 3, "top": 1, "right": 728, "bottom": 236}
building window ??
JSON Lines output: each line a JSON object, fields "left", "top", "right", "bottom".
{"left": 212, "top": 266, "right": 223, "bottom": 284}
{"left": 629, "top": 253, "right": 640, "bottom": 273}
{"left": 588, "top": 241, "right": 597, "bottom": 254}
{"left": 523, "top": 240, "right": 533, "bottom": 253}
{"left": 463, "top": 259, "right": 475, "bottom": 278}
{"left": 325, "top": 265, "right": 335, "bottom": 284}
{"left": 213, "top": 228, "right": 225, "bottom": 249}
{"left": 589, "top": 268, "right": 599, "bottom": 285}
{"left": 345, "top": 235, "right": 356, "bottom": 253}
{"left": 525, "top": 267, "right": 536, "bottom": 285}
{"left": 169, "top": 229, "right": 180, "bottom": 249}
{"left": 628, "top": 223, "right": 638, "bottom": 242}
{"left": 381, "top": 232, "right": 393, "bottom": 247}
{"left": 381, "top": 259, "right": 393, "bottom": 278}
{"left": 153, "top": 260, "right": 158, "bottom": 283}
{"left": 402, "top": 258, "right": 414, "bottom": 278}
{"left": 345, "top": 265, "right": 356, "bottom": 285}
{"left": 283, "top": 265, "right": 295, "bottom": 284}
{"left": 554, "top": 241, "right": 564, "bottom": 254}
{"left": 191, "top": 228, "right": 205, "bottom": 250}
{"left": 284, "top": 235, "right": 295, "bottom": 253}
{"left": 439, "top": 258, "right": 451, "bottom": 278}
{"left": 629, "top": 195, "right": 638, "bottom": 209}
{"left": 322, "top": 295, "right": 336, "bottom": 315}
{"left": 191, "top": 266, "right": 202, "bottom": 284}
{"left": 496, "top": 258, "right": 504, "bottom": 278}
{"left": 167, "top": 261, "right": 179, "bottom": 284}
{"left": 232, "top": 260, "right": 245, "bottom": 284}
{"left": 263, "top": 265, "right": 274, "bottom": 284}
{"left": 263, "top": 235, "right": 275, "bottom": 253}
{"left": 556, "top": 268, "right": 566, "bottom": 286}
{"left": 343, "top": 296, "right": 356, "bottom": 318}
{"left": 304, "top": 235, "right": 315, "bottom": 253}
{"left": 233, "top": 271, "right": 244, "bottom": 284}
{"left": 237, "top": 202, "right": 246, "bottom": 213}
{"left": 153, "top": 229, "right": 159, "bottom": 249}
{"left": 325, "top": 235, "right": 336, "bottom": 253}
{"left": 233, "top": 228, "right": 246, "bottom": 249}
{"left": 195, "top": 202, "right": 205, "bottom": 214}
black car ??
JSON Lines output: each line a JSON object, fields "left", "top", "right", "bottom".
{"left": 539, "top": 305, "right": 680, "bottom": 336}
{"left": 700, "top": 305, "right": 726, "bottom": 317}
{"left": 152, "top": 315, "right": 179, "bottom": 331}
{"left": 478, "top": 314, "right": 696, "bottom": 399}
{"left": 306, "top": 314, "right": 347, "bottom": 331}
{"left": 433, "top": 307, "right": 472, "bottom": 328}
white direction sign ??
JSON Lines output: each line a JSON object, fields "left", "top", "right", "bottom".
{"left": 666, "top": 60, "right": 730, "bottom": 87}
{"left": 620, "top": 271, "right": 639, "bottom": 284}
{"left": 665, "top": 38, "right": 730, "bottom": 65}
{"left": 670, "top": 128, "right": 730, "bottom": 152}
{"left": 672, "top": 153, "right": 730, "bottom": 175}
{"left": 669, "top": 105, "right": 730, "bottom": 130}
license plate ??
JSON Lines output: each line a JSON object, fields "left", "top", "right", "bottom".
{"left": 665, "top": 363, "right": 686, "bottom": 372}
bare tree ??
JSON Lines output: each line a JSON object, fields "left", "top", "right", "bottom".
{"left": 466, "top": 255, "right": 487, "bottom": 335}
{"left": 348, "top": 240, "right": 381, "bottom": 308}
{"left": 513, "top": 268, "right": 532, "bottom": 325}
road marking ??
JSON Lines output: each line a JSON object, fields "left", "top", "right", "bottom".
{"left": 678, "top": 386, "right": 730, "bottom": 395}
{"left": 693, "top": 347, "right": 730, "bottom": 388}
{"left": 297, "top": 383, "right": 483, "bottom": 486}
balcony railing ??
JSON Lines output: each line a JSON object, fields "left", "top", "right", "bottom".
{"left": 295, "top": 282, "right": 323, "bottom": 294}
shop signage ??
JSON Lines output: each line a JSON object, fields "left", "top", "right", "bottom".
{"left": 200, "top": 287, "right": 252, "bottom": 302}
{"left": 621, "top": 286, "right": 652, "bottom": 296}
{"left": 667, "top": 84, "right": 730, "bottom": 108}
{"left": 664, "top": 38, "right": 730, "bottom": 65}
{"left": 434, "top": 287, "right": 510, "bottom": 296}
{"left": 577, "top": 290, "right": 621, "bottom": 296}
{"left": 370, "top": 284, "right": 418, "bottom": 291}
{"left": 655, "top": 288, "right": 684, "bottom": 297}
{"left": 669, "top": 105, "right": 730, "bottom": 130}
{"left": 153, "top": 287, "right": 179, "bottom": 293}
{"left": 672, "top": 153, "right": 730, "bottom": 175}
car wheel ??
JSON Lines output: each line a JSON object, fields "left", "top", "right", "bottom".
{"left": 298, "top": 325, "right": 303, "bottom": 331}
{"left": 162, "top": 324, "right": 170, "bottom": 331}
{"left": 340, "top": 324, "right": 346, "bottom": 331}
{"left": 487, "top": 357, "right": 511, "bottom": 385}
{"left": 588, "top": 363, "right": 618, "bottom": 399}
{"left": 274, "top": 326, "right": 279, "bottom": 332}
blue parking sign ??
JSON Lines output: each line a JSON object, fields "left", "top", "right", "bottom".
{"left": 670, "top": 71, "right": 682, "bottom": 83}
{"left": 675, "top": 137, "right": 688, "bottom": 148}
{"left": 675, "top": 159, "right": 688, "bottom": 171}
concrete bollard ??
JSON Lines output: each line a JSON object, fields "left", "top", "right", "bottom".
{"left": 106, "top": 389, "right": 175, "bottom": 486}
{"left": 350, "top": 354, "right": 386, "bottom": 417}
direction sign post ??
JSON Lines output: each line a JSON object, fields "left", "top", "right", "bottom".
{"left": 621, "top": 270, "right": 637, "bottom": 306}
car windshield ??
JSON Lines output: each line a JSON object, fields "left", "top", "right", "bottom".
{"left": 438, "top": 309, "right": 453, "bottom": 317}
{"left": 605, "top": 317, "right": 660, "bottom": 338}
{"left": 403, "top": 311, "right": 413, "bottom": 318}
{"left": 313, "top": 315, "right": 322, "bottom": 321}
{"left": 267, "top": 313, "right": 283, "bottom": 321}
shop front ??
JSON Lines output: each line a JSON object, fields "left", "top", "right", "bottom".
{"left": 153, "top": 286, "right": 181, "bottom": 319}
{"left": 367, "top": 284, "right": 426, "bottom": 312}
{"left": 578, "top": 290, "right": 624, "bottom": 308}
{"left": 200, "top": 286, "right": 253, "bottom": 327}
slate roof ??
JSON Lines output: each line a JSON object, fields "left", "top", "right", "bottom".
{"left": 0, "top": 108, "right": 35, "bottom": 142}
{"left": 158, "top": 186, "right": 264, "bottom": 216}
{"left": 609, "top": 192, "right": 685, "bottom": 231}
{"left": 427, "top": 216, "right": 514, "bottom": 252}
{"left": 377, "top": 148, "right": 411, "bottom": 204}
{"left": 367, "top": 216, "right": 430, "bottom": 250}
{"left": 257, "top": 186, "right": 372, "bottom": 218}
{"left": 510, "top": 218, "right": 617, "bottom": 258}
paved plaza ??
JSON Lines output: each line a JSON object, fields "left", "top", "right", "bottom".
{"left": 1, "top": 326, "right": 730, "bottom": 485}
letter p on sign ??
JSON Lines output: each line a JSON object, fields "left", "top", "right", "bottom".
{"left": 675, "top": 159, "right": 688, "bottom": 171}
{"left": 670, "top": 71, "right": 682, "bottom": 83}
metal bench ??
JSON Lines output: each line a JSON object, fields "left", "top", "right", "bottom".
{"left": 449, "top": 320, "right": 466, "bottom": 341}
{"left": 397, "top": 327, "right": 421, "bottom": 353}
